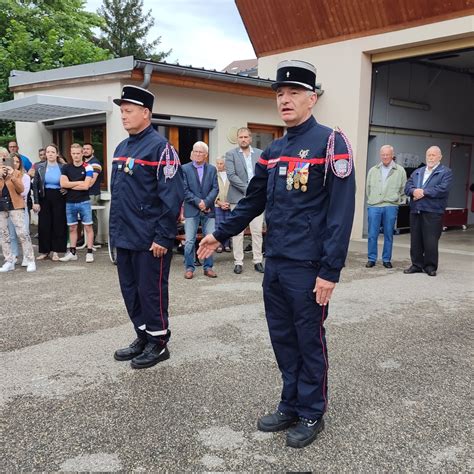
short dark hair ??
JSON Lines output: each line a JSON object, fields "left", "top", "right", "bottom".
{"left": 83, "top": 142, "right": 93, "bottom": 148}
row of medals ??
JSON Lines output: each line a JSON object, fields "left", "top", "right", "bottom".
{"left": 286, "top": 169, "right": 309, "bottom": 192}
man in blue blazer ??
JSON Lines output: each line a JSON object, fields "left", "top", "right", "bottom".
{"left": 182, "top": 141, "right": 219, "bottom": 279}
{"left": 404, "top": 146, "right": 453, "bottom": 276}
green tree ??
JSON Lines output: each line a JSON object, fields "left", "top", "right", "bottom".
{"left": 0, "top": 0, "right": 111, "bottom": 141}
{"left": 98, "top": 0, "right": 171, "bottom": 61}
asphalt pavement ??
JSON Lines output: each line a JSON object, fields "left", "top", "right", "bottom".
{"left": 1, "top": 235, "right": 472, "bottom": 472}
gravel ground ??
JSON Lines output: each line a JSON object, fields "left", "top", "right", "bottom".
{"left": 1, "top": 236, "right": 472, "bottom": 472}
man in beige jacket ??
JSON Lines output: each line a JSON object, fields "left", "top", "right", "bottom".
{"left": 366, "top": 145, "right": 407, "bottom": 268}
{"left": 214, "top": 157, "right": 231, "bottom": 253}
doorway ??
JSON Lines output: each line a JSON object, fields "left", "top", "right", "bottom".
{"left": 448, "top": 142, "right": 473, "bottom": 223}
{"left": 153, "top": 124, "right": 209, "bottom": 164}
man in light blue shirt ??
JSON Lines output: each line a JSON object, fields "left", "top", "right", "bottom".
{"left": 8, "top": 140, "right": 32, "bottom": 172}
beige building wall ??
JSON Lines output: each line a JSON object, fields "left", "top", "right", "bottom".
{"left": 14, "top": 79, "right": 281, "bottom": 241}
{"left": 15, "top": 79, "right": 281, "bottom": 169}
{"left": 145, "top": 83, "right": 281, "bottom": 160}
{"left": 257, "top": 16, "right": 474, "bottom": 238}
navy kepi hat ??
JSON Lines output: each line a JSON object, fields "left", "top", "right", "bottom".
{"left": 271, "top": 60, "right": 316, "bottom": 92}
{"left": 113, "top": 85, "right": 155, "bottom": 111}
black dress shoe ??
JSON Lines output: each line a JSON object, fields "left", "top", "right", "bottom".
{"left": 426, "top": 270, "right": 437, "bottom": 276}
{"left": 365, "top": 261, "right": 375, "bottom": 268}
{"left": 114, "top": 338, "right": 147, "bottom": 361}
{"left": 234, "top": 264, "right": 243, "bottom": 274}
{"left": 131, "top": 344, "right": 170, "bottom": 369}
{"left": 254, "top": 262, "right": 264, "bottom": 273}
{"left": 257, "top": 410, "right": 298, "bottom": 432}
{"left": 286, "top": 417, "right": 325, "bottom": 449}
{"left": 383, "top": 262, "right": 393, "bottom": 268}
{"left": 404, "top": 265, "right": 423, "bottom": 274}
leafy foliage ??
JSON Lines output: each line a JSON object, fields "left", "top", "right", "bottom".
{"left": 0, "top": 0, "right": 111, "bottom": 141}
{"left": 97, "top": 0, "right": 171, "bottom": 61}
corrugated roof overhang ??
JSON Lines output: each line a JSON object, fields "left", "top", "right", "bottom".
{"left": 0, "top": 95, "right": 112, "bottom": 122}
{"left": 236, "top": 0, "right": 474, "bottom": 56}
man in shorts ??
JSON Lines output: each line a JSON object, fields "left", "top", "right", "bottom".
{"left": 59, "top": 143, "right": 94, "bottom": 263}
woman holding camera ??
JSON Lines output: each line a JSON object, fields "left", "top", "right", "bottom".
{"left": 6, "top": 152, "right": 33, "bottom": 266}
{"left": 0, "top": 153, "right": 36, "bottom": 272}
{"left": 32, "top": 144, "right": 67, "bottom": 261}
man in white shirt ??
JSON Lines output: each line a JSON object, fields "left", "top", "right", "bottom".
{"left": 225, "top": 128, "right": 264, "bottom": 274}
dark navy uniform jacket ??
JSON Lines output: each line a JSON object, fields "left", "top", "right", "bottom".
{"left": 109, "top": 125, "right": 184, "bottom": 251}
{"left": 214, "top": 116, "right": 355, "bottom": 282}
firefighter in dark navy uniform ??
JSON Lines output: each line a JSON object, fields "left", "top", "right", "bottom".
{"left": 110, "top": 85, "right": 184, "bottom": 369}
{"left": 199, "top": 60, "right": 356, "bottom": 448}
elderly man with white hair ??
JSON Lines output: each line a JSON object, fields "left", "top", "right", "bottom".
{"left": 365, "top": 144, "right": 407, "bottom": 268}
{"left": 404, "top": 146, "right": 453, "bottom": 276}
{"left": 182, "top": 141, "right": 219, "bottom": 279}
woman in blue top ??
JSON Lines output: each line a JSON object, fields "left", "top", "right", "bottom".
{"left": 32, "top": 144, "right": 68, "bottom": 260}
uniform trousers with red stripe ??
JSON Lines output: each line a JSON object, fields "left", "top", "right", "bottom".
{"left": 116, "top": 248, "right": 172, "bottom": 346}
{"left": 262, "top": 257, "right": 328, "bottom": 420}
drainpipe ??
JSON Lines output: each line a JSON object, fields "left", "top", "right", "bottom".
{"left": 140, "top": 64, "right": 154, "bottom": 89}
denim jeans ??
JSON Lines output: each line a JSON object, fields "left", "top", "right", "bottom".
{"left": 367, "top": 206, "right": 398, "bottom": 263}
{"left": 65, "top": 200, "right": 93, "bottom": 226}
{"left": 7, "top": 208, "right": 29, "bottom": 258}
{"left": 184, "top": 214, "right": 215, "bottom": 272}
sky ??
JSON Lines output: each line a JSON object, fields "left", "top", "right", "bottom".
{"left": 85, "top": 0, "right": 256, "bottom": 70}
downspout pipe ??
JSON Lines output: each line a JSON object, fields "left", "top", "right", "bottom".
{"left": 140, "top": 64, "right": 154, "bottom": 89}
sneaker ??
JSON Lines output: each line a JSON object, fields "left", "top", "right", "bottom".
{"left": 59, "top": 252, "right": 78, "bottom": 262}
{"left": 286, "top": 417, "right": 325, "bottom": 449}
{"left": 85, "top": 253, "right": 94, "bottom": 263}
{"left": 21, "top": 257, "right": 28, "bottom": 267}
{"left": 0, "top": 261, "right": 15, "bottom": 272}
{"left": 26, "top": 261, "right": 36, "bottom": 272}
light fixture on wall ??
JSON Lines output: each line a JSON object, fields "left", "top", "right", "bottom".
{"left": 389, "top": 98, "right": 431, "bottom": 111}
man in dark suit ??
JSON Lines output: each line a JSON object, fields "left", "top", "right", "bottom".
{"left": 182, "top": 141, "right": 219, "bottom": 279}
{"left": 225, "top": 127, "right": 264, "bottom": 274}
{"left": 404, "top": 146, "right": 453, "bottom": 276}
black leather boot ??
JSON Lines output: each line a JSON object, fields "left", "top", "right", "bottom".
{"left": 114, "top": 338, "right": 147, "bottom": 361}
{"left": 286, "top": 417, "right": 325, "bottom": 448}
{"left": 130, "top": 343, "right": 170, "bottom": 369}
{"left": 257, "top": 410, "right": 298, "bottom": 432}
